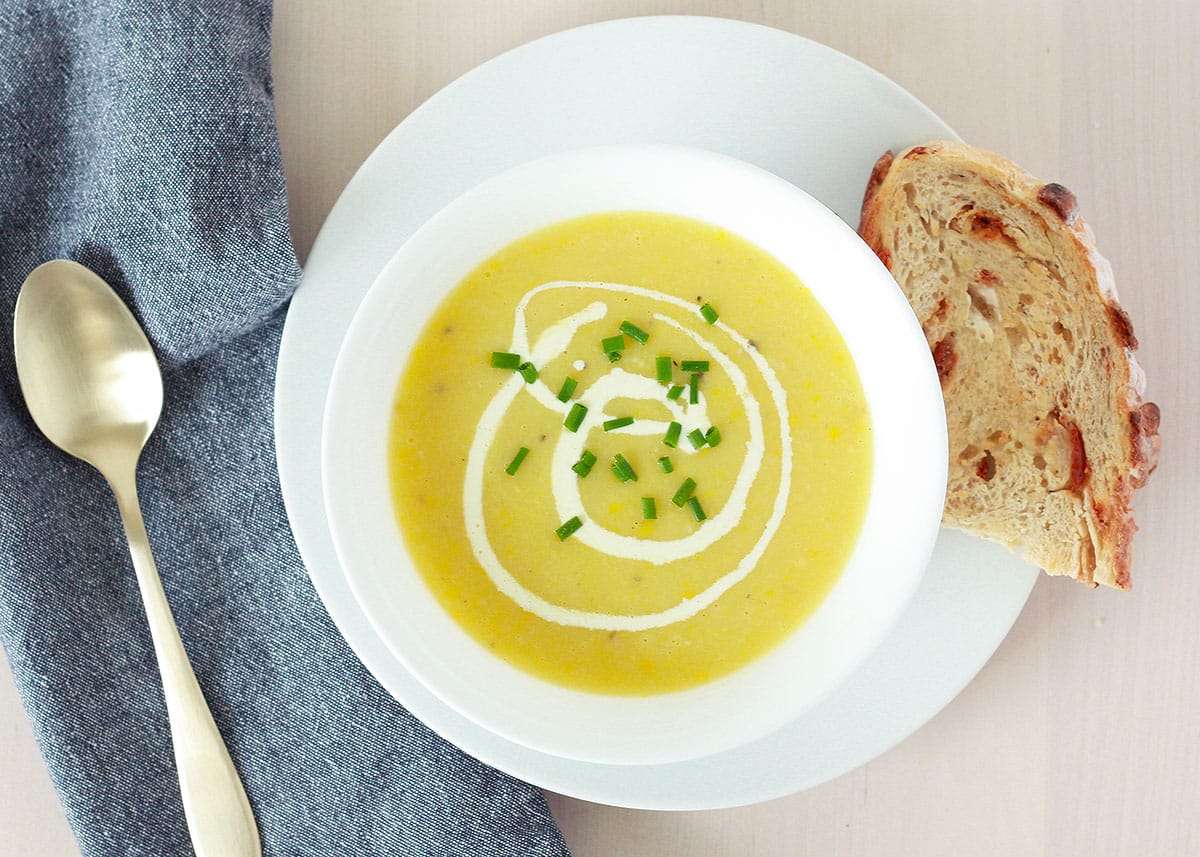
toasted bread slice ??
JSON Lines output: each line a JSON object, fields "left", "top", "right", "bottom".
{"left": 858, "top": 140, "right": 1159, "bottom": 588}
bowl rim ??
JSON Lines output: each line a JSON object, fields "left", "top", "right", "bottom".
{"left": 321, "top": 143, "right": 947, "bottom": 766}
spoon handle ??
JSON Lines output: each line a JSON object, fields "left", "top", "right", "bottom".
{"left": 110, "top": 472, "right": 262, "bottom": 857}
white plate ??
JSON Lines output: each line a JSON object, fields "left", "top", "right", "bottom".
{"left": 275, "top": 16, "right": 1039, "bottom": 810}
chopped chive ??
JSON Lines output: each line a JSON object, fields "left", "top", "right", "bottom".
{"left": 611, "top": 453, "right": 638, "bottom": 482}
{"left": 556, "top": 376, "right": 578, "bottom": 402}
{"left": 505, "top": 446, "right": 530, "bottom": 475}
{"left": 606, "top": 351, "right": 622, "bottom": 363}
{"left": 688, "top": 373, "right": 700, "bottom": 404}
{"left": 657, "top": 456, "right": 674, "bottom": 474}
{"left": 556, "top": 516, "right": 583, "bottom": 541}
{"left": 603, "top": 416, "right": 634, "bottom": 432}
{"left": 564, "top": 402, "right": 588, "bottom": 432}
{"left": 666, "top": 385, "right": 685, "bottom": 400}
{"left": 680, "top": 360, "right": 710, "bottom": 373}
{"left": 601, "top": 334, "right": 626, "bottom": 353}
{"left": 687, "top": 496, "right": 707, "bottom": 521}
{"left": 688, "top": 428, "right": 707, "bottom": 449}
{"left": 517, "top": 361, "right": 538, "bottom": 383}
{"left": 700, "top": 302, "right": 719, "bottom": 324}
{"left": 671, "top": 477, "right": 697, "bottom": 507}
{"left": 663, "top": 421, "right": 682, "bottom": 448}
{"left": 491, "top": 351, "right": 521, "bottom": 369}
{"left": 705, "top": 426, "right": 722, "bottom": 447}
{"left": 572, "top": 449, "right": 597, "bottom": 477}
{"left": 620, "top": 321, "right": 650, "bottom": 345}
{"left": 641, "top": 497, "right": 657, "bottom": 520}
{"left": 655, "top": 355, "right": 673, "bottom": 383}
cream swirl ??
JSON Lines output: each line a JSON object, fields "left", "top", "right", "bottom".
{"left": 463, "top": 282, "right": 791, "bottom": 631}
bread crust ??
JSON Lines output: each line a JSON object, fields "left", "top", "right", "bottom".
{"left": 859, "top": 140, "right": 1159, "bottom": 588}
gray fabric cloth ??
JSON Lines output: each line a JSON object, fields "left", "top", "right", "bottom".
{"left": 0, "top": 1, "right": 569, "bottom": 854}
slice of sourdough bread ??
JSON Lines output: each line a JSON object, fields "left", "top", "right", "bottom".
{"left": 859, "top": 140, "right": 1160, "bottom": 589}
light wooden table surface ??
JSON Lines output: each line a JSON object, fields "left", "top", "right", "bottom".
{"left": 3, "top": 1, "right": 1197, "bottom": 854}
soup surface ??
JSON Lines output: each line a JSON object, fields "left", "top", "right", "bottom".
{"left": 389, "top": 212, "right": 871, "bottom": 694}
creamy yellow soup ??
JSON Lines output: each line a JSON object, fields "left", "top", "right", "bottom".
{"left": 389, "top": 212, "right": 871, "bottom": 695}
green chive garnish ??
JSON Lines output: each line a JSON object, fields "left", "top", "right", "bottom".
{"left": 620, "top": 321, "right": 649, "bottom": 345}
{"left": 612, "top": 453, "right": 638, "bottom": 483}
{"left": 705, "top": 426, "right": 722, "bottom": 447}
{"left": 556, "top": 376, "right": 578, "bottom": 402}
{"left": 655, "top": 355, "right": 673, "bottom": 383}
{"left": 572, "top": 449, "right": 597, "bottom": 477}
{"left": 517, "top": 361, "right": 538, "bottom": 383}
{"left": 556, "top": 516, "right": 583, "bottom": 541}
{"left": 505, "top": 446, "right": 530, "bottom": 475}
{"left": 688, "top": 496, "right": 707, "bottom": 521}
{"left": 688, "top": 428, "right": 707, "bottom": 449}
{"left": 688, "top": 374, "right": 700, "bottom": 404}
{"left": 601, "top": 334, "right": 626, "bottom": 353}
{"left": 606, "top": 351, "right": 622, "bottom": 363}
{"left": 671, "top": 477, "right": 697, "bottom": 507}
{"left": 491, "top": 351, "right": 521, "bottom": 369}
{"left": 603, "top": 416, "right": 634, "bottom": 432}
{"left": 666, "top": 385, "right": 685, "bottom": 400}
{"left": 681, "top": 360, "right": 709, "bottom": 373}
{"left": 564, "top": 402, "right": 588, "bottom": 432}
{"left": 657, "top": 456, "right": 673, "bottom": 473}
{"left": 663, "top": 421, "right": 682, "bottom": 448}
{"left": 700, "top": 303, "right": 719, "bottom": 324}
{"left": 642, "top": 497, "right": 657, "bottom": 520}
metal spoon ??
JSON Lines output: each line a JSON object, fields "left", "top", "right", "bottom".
{"left": 13, "top": 259, "right": 261, "bottom": 857}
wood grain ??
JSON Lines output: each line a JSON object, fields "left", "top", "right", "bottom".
{"left": 2, "top": 1, "right": 1196, "bottom": 855}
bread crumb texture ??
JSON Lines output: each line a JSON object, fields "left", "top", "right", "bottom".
{"left": 859, "top": 141, "right": 1160, "bottom": 589}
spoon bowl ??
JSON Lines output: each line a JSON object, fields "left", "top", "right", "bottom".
{"left": 13, "top": 259, "right": 260, "bottom": 857}
{"left": 15, "top": 260, "right": 162, "bottom": 469}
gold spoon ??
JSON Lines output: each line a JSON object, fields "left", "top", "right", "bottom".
{"left": 13, "top": 260, "right": 261, "bottom": 857}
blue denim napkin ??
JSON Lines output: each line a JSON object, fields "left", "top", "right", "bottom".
{"left": 0, "top": 2, "right": 569, "bottom": 855}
